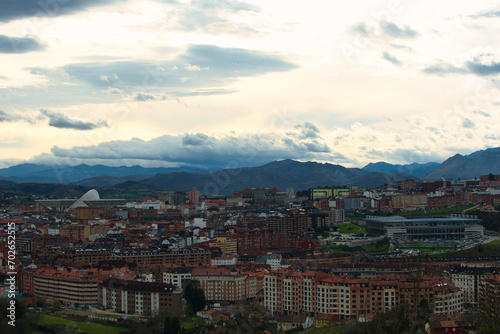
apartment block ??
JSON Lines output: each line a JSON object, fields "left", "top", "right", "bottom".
{"left": 163, "top": 267, "right": 192, "bottom": 289}
{"left": 99, "top": 279, "right": 182, "bottom": 316}
{"left": 264, "top": 269, "right": 463, "bottom": 319}
{"left": 55, "top": 248, "right": 112, "bottom": 266}
{"left": 192, "top": 267, "right": 257, "bottom": 303}
{"left": 209, "top": 237, "right": 237, "bottom": 255}
{"left": 114, "top": 248, "right": 211, "bottom": 266}
{"left": 267, "top": 213, "right": 310, "bottom": 234}
{"left": 392, "top": 194, "right": 427, "bottom": 211}
{"left": 32, "top": 266, "right": 136, "bottom": 307}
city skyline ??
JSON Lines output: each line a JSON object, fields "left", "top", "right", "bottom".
{"left": 1, "top": 0, "right": 500, "bottom": 170}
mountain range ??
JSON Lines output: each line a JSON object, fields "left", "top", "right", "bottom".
{"left": 0, "top": 147, "right": 498, "bottom": 194}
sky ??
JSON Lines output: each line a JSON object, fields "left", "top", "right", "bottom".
{"left": 1, "top": 0, "right": 500, "bottom": 171}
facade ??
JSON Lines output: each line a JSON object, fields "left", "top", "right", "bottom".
{"left": 99, "top": 279, "right": 182, "bottom": 316}
{"left": 209, "top": 237, "right": 237, "bottom": 255}
{"left": 191, "top": 267, "right": 257, "bottom": 302}
{"left": 326, "top": 208, "right": 345, "bottom": 225}
{"left": 188, "top": 190, "right": 200, "bottom": 206}
{"left": 234, "top": 232, "right": 300, "bottom": 255}
{"left": 55, "top": 248, "right": 112, "bottom": 266}
{"left": 264, "top": 269, "right": 463, "bottom": 319}
{"left": 163, "top": 267, "right": 192, "bottom": 289}
{"left": 267, "top": 213, "right": 310, "bottom": 234}
{"left": 211, "top": 255, "right": 238, "bottom": 266}
{"left": 33, "top": 266, "right": 135, "bottom": 307}
{"left": 365, "top": 215, "right": 484, "bottom": 243}
{"left": 449, "top": 266, "right": 497, "bottom": 307}
{"left": 392, "top": 194, "right": 427, "bottom": 211}
{"left": 59, "top": 225, "right": 90, "bottom": 242}
{"left": 114, "top": 248, "right": 211, "bottom": 266}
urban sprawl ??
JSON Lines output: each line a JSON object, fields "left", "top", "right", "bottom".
{"left": 1, "top": 174, "right": 500, "bottom": 333}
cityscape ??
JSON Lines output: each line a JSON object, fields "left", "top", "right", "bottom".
{"left": 0, "top": 160, "right": 500, "bottom": 333}
{"left": 2, "top": 0, "right": 500, "bottom": 334}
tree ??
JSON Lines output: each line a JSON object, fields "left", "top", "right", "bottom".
{"left": 36, "top": 296, "right": 47, "bottom": 309}
{"left": 164, "top": 316, "right": 181, "bottom": 334}
{"left": 240, "top": 303, "right": 271, "bottom": 332}
{"left": 53, "top": 300, "right": 61, "bottom": 310}
{"left": 184, "top": 280, "right": 206, "bottom": 315}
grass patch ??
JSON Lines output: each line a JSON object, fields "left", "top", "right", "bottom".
{"left": 308, "top": 323, "right": 355, "bottom": 334}
{"left": 394, "top": 205, "right": 476, "bottom": 217}
{"left": 329, "top": 248, "right": 351, "bottom": 254}
{"left": 431, "top": 240, "right": 500, "bottom": 258}
{"left": 338, "top": 223, "right": 367, "bottom": 234}
{"left": 181, "top": 322, "right": 195, "bottom": 329}
{"left": 361, "top": 241, "right": 389, "bottom": 252}
{"left": 40, "top": 314, "right": 126, "bottom": 334}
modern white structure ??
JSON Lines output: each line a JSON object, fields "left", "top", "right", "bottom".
{"left": 365, "top": 215, "right": 484, "bottom": 243}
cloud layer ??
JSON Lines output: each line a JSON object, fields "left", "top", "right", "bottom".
{"left": 0, "top": 0, "right": 123, "bottom": 22}
{"left": 44, "top": 126, "right": 334, "bottom": 169}
{"left": 39, "top": 109, "right": 109, "bottom": 130}
{"left": 0, "top": 35, "right": 45, "bottom": 53}
{"left": 3, "top": 44, "right": 297, "bottom": 109}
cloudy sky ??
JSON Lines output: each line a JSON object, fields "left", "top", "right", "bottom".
{"left": 1, "top": 0, "right": 500, "bottom": 170}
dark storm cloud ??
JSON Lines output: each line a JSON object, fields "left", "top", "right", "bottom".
{"left": 0, "top": 0, "right": 123, "bottom": 22}
{"left": 39, "top": 109, "right": 109, "bottom": 130}
{"left": 382, "top": 52, "right": 402, "bottom": 66}
{"left": 0, "top": 35, "right": 45, "bottom": 54}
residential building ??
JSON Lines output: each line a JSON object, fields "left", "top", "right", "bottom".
{"left": 209, "top": 237, "right": 237, "bottom": 255}
{"left": 114, "top": 248, "right": 210, "bottom": 266}
{"left": 33, "top": 266, "right": 135, "bottom": 307}
{"left": 264, "top": 270, "right": 463, "bottom": 319}
{"left": 99, "top": 279, "right": 182, "bottom": 316}
{"left": 163, "top": 267, "right": 192, "bottom": 289}
{"left": 192, "top": 267, "right": 258, "bottom": 303}
{"left": 211, "top": 255, "right": 238, "bottom": 266}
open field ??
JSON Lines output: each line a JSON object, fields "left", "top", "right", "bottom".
{"left": 337, "top": 223, "right": 367, "bottom": 234}
{"left": 307, "top": 324, "right": 355, "bottom": 334}
{"left": 39, "top": 314, "right": 127, "bottom": 334}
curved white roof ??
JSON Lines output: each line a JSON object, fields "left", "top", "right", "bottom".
{"left": 69, "top": 189, "right": 100, "bottom": 209}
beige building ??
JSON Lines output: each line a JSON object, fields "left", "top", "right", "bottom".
{"left": 392, "top": 194, "right": 427, "bottom": 211}
{"left": 192, "top": 267, "right": 257, "bottom": 302}
{"left": 33, "top": 266, "right": 135, "bottom": 307}
{"left": 265, "top": 269, "right": 463, "bottom": 319}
